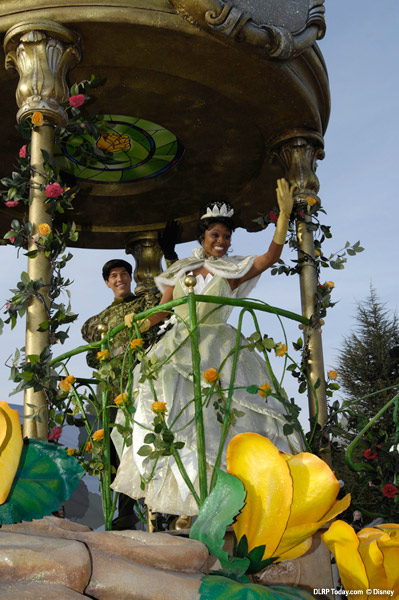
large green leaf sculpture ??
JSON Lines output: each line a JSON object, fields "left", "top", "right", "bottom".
{"left": 199, "top": 575, "right": 315, "bottom": 600}
{"left": 0, "top": 439, "right": 85, "bottom": 524}
{"left": 189, "top": 469, "right": 250, "bottom": 578}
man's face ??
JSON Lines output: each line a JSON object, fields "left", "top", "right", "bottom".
{"left": 105, "top": 267, "right": 132, "bottom": 299}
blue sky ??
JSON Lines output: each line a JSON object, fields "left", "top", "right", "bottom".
{"left": 2, "top": 0, "right": 398, "bottom": 430}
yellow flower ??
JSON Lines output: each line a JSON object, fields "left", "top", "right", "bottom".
{"left": 151, "top": 401, "right": 167, "bottom": 415}
{"left": 66, "top": 448, "right": 76, "bottom": 456}
{"left": 274, "top": 342, "right": 287, "bottom": 357}
{"left": 0, "top": 401, "right": 23, "bottom": 504}
{"left": 96, "top": 132, "right": 131, "bottom": 153}
{"left": 32, "top": 111, "right": 44, "bottom": 126}
{"left": 307, "top": 196, "right": 317, "bottom": 206}
{"left": 258, "top": 383, "right": 271, "bottom": 397}
{"left": 314, "top": 248, "right": 321, "bottom": 257}
{"left": 97, "top": 349, "right": 110, "bottom": 361}
{"left": 86, "top": 441, "right": 92, "bottom": 453}
{"left": 327, "top": 370, "right": 338, "bottom": 380}
{"left": 130, "top": 338, "right": 144, "bottom": 351}
{"left": 114, "top": 393, "right": 127, "bottom": 406}
{"left": 92, "top": 429, "right": 104, "bottom": 441}
{"left": 65, "top": 375, "right": 76, "bottom": 384}
{"left": 227, "top": 433, "right": 350, "bottom": 562}
{"left": 38, "top": 223, "right": 51, "bottom": 236}
{"left": 203, "top": 368, "right": 221, "bottom": 384}
{"left": 323, "top": 521, "right": 399, "bottom": 599}
{"left": 58, "top": 379, "right": 72, "bottom": 393}
{"left": 325, "top": 281, "right": 335, "bottom": 289}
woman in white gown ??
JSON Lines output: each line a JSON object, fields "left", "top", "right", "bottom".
{"left": 111, "top": 179, "right": 303, "bottom": 516}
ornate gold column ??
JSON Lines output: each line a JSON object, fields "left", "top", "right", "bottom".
{"left": 271, "top": 132, "right": 328, "bottom": 433}
{"left": 126, "top": 232, "right": 163, "bottom": 306}
{"left": 4, "top": 20, "right": 80, "bottom": 439}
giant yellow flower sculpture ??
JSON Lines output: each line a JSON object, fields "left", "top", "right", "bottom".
{"left": 227, "top": 433, "right": 350, "bottom": 561}
{"left": 0, "top": 401, "right": 23, "bottom": 504}
{"left": 323, "top": 520, "right": 399, "bottom": 599}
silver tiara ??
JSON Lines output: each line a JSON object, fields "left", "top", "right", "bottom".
{"left": 200, "top": 203, "right": 234, "bottom": 220}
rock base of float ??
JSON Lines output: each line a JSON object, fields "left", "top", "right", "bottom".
{"left": 0, "top": 517, "right": 206, "bottom": 600}
{"left": 0, "top": 517, "right": 333, "bottom": 598}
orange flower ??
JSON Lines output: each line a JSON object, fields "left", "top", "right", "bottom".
{"left": 151, "top": 401, "right": 167, "bottom": 415}
{"left": 274, "top": 343, "right": 287, "bottom": 357}
{"left": 38, "top": 223, "right": 51, "bottom": 236}
{"left": 58, "top": 379, "right": 72, "bottom": 393}
{"left": 307, "top": 196, "right": 317, "bottom": 206}
{"left": 65, "top": 375, "right": 76, "bottom": 384}
{"left": 92, "top": 429, "right": 104, "bottom": 441}
{"left": 325, "top": 281, "right": 335, "bottom": 289}
{"left": 130, "top": 338, "right": 144, "bottom": 351}
{"left": 66, "top": 448, "right": 76, "bottom": 456}
{"left": 203, "top": 368, "right": 221, "bottom": 384}
{"left": 32, "top": 111, "right": 44, "bottom": 126}
{"left": 114, "top": 393, "right": 127, "bottom": 406}
{"left": 86, "top": 441, "right": 92, "bottom": 453}
{"left": 97, "top": 349, "right": 110, "bottom": 361}
{"left": 328, "top": 370, "right": 338, "bottom": 380}
{"left": 258, "top": 383, "right": 271, "bottom": 397}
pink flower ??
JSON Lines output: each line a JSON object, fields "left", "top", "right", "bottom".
{"left": 8, "top": 231, "right": 15, "bottom": 244}
{"left": 268, "top": 210, "right": 278, "bottom": 223}
{"left": 69, "top": 94, "right": 85, "bottom": 108}
{"left": 48, "top": 426, "right": 63, "bottom": 441}
{"left": 5, "top": 301, "right": 11, "bottom": 310}
{"left": 45, "top": 182, "right": 64, "bottom": 198}
{"left": 19, "top": 145, "right": 27, "bottom": 158}
{"left": 5, "top": 200, "right": 19, "bottom": 207}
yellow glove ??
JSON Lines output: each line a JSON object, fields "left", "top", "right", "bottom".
{"left": 124, "top": 312, "right": 135, "bottom": 328}
{"left": 273, "top": 178, "right": 295, "bottom": 245}
{"left": 139, "top": 318, "right": 151, "bottom": 333}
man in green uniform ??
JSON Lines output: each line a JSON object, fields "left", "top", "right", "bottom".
{"left": 81, "top": 259, "right": 160, "bottom": 371}
{"left": 81, "top": 258, "right": 161, "bottom": 530}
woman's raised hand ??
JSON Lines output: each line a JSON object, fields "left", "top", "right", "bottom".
{"left": 276, "top": 178, "right": 295, "bottom": 218}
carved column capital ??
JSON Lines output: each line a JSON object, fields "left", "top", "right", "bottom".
{"left": 4, "top": 19, "right": 81, "bottom": 127}
{"left": 125, "top": 231, "right": 163, "bottom": 306}
{"left": 270, "top": 131, "right": 325, "bottom": 200}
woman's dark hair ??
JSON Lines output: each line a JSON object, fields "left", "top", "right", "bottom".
{"left": 196, "top": 202, "right": 236, "bottom": 244}
{"left": 102, "top": 259, "right": 132, "bottom": 281}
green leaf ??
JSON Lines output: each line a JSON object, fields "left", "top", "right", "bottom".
{"left": 143, "top": 433, "right": 156, "bottom": 444}
{"left": 198, "top": 574, "right": 315, "bottom": 600}
{"left": 262, "top": 338, "right": 275, "bottom": 350}
{"left": 246, "top": 385, "right": 259, "bottom": 394}
{"left": 137, "top": 445, "right": 152, "bottom": 456}
{"left": 0, "top": 439, "right": 84, "bottom": 525}
{"left": 20, "top": 271, "right": 31, "bottom": 286}
{"left": 27, "top": 354, "right": 40, "bottom": 365}
{"left": 190, "top": 469, "right": 249, "bottom": 577}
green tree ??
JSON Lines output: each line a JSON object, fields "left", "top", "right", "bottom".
{"left": 337, "top": 285, "right": 399, "bottom": 432}
{"left": 330, "top": 286, "right": 399, "bottom": 521}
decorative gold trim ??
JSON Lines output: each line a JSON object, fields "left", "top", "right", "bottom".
{"left": 4, "top": 19, "right": 81, "bottom": 126}
{"left": 172, "top": 0, "right": 325, "bottom": 59}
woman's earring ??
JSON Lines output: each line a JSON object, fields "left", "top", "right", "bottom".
{"left": 227, "top": 247, "right": 233, "bottom": 254}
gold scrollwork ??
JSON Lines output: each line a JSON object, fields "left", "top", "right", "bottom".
{"left": 172, "top": 0, "right": 326, "bottom": 59}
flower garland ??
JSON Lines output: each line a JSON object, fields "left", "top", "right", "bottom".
{"left": 0, "top": 74, "right": 105, "bottom": 425}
